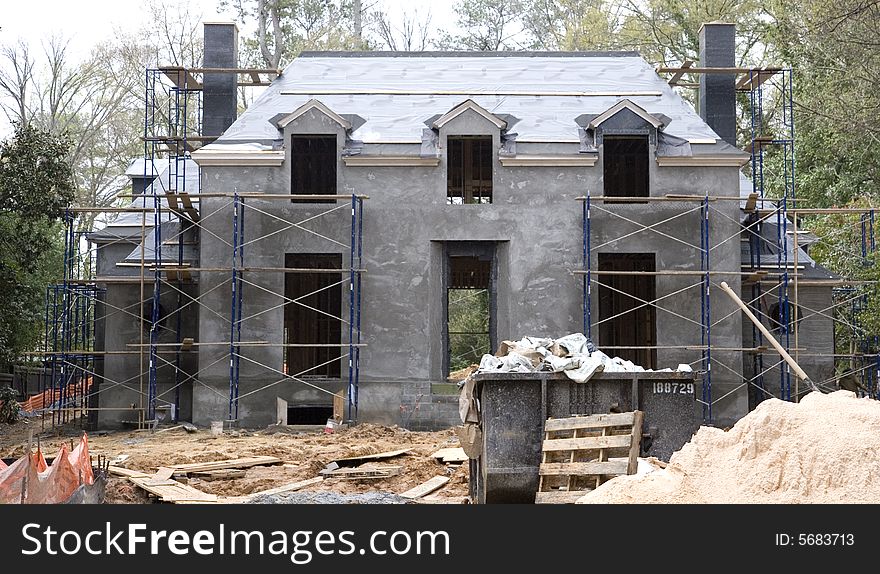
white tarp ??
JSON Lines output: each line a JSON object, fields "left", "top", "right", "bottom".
{"left": 470, "top": 333, "right": 693, "bottom": 384}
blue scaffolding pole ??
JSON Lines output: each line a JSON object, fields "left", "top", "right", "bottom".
{"left": 352, "top": 195, "right": 365, "bottom": 421}
{"left": 228, "top": 192, "right": 244, "bottom": 422}
{"left": 583, "top": 190, "right": 591, "bottom": 341}
{"left": 700, "top": 195, "right": 712, "bottom": 422}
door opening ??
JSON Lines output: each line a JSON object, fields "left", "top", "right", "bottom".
{"left": 284, "top": 253, "right": 342, "bottom": 377}
{"left": 597, "top": 253, "right": 657, "bottom": 369}
{"left": 445, "top": 244, "right": 495, "bottom": 377}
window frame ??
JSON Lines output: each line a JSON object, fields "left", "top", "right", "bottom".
{"left": 602, "top": 134, "right": 650, "bottom": 202}
{"left": 446, "top": 135, "right": 494, "bottom": 205}
{"left": 290, "top": 134, "right": 338, "bottom": 204}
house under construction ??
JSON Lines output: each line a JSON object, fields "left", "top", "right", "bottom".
{"left": 33, "top": 21, "right": 879, "bottom": 435}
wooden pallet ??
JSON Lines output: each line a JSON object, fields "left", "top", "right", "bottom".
{"left": 536, "top": 411, "right": 644, "bottom": 504}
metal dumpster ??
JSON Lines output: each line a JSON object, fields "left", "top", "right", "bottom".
{"left": 468, "top": 370, "right": 700, "bottom": 503}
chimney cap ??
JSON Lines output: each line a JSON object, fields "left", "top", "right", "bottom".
{"left": 698, "top": 21, "right": 735, "bottom": 34}
{"left": 203, "top": 21, "right": 240, "bottom": 31}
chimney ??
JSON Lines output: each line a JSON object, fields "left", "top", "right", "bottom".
{"left": 202, "top": 22, "right": 239, "bottom": 138}
{"left": 698, "top": 22, "right": 736, "bottom": 147}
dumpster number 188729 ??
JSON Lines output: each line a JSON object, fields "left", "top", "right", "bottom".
{"left": 652, "top": 382, "right": 695, "bottom": 395}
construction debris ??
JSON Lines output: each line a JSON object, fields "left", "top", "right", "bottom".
{"left": 320, "top": 463, "right": 403, "bottom": 479}
{"left": 226, "top": 477, "right": 324, "bottom": 503}
{"left": 192, "top": 469, "right": 247, "bottom": 481}
{"left": 129, "top": 474, "right": 217, "bottom": 503}
{"left": 469, "top": 333, "right": 693, "bottom": 384}
{"left": 578, "top": 391, "right": 880, "bottom": 504}
{"left": 332, "top": 448, "right": 412, "bottom": 466}
{"left": 400, "top": 476, "right": 450, "bottom": 499}
{"left": 167, "top": 455, "right": 281, "bottom": 474}
{"left": 1, "top": 422, "right": 467, "bottom": 504}
{"left": 431, "top": 447, "right": 468, "bottom": 463}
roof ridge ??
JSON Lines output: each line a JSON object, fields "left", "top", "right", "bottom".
{"left": 296, "top": 50, "right": 642, "bottom": 58}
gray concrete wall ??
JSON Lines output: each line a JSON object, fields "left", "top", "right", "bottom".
{"left": 95, "top": 278, "right": 199, "bottom": 428}
{"left": 742, "top": 284, "right": 835, "bottom": 404}
{"left": 192, "top": 105, "right": 748, "bottom": 429}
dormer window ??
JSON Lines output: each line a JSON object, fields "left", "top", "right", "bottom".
{"left": 447, "top": 136, "right": 493, "bottom": 204}
{"left": 291, "top": 135, "right": 336, "bottom": 204}
{"left": 603, "top": 135, "right": 649, "bottom": 202}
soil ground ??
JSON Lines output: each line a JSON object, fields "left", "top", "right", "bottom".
{"left": 0, "top": 415, "right": 469, "bottom": 504}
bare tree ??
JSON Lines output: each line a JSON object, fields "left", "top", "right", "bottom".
{"left": 437, "top": 0, "right": 529, "bottom": 51}
{"left": 0, "top": 0, "right": 204, "bottom": 232}
{"left": 371, "top": 7, "right": 433, "bottom": 51}
{"left": 0, "top": 40, "right": 35, "bottom": 127}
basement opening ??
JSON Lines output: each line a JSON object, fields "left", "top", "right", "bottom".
{"left": 291, "top": 135, "right": 336, "bottom": 204}
{"left": 598, "top": 253, "right": 657, "bottom": 369}
{"left": 288, "top": 404, "right": 333, "bottom": 425}
{"left": 603, "top": 135, "right": 649, "bottom": 203}
{"left": 284, "top": 253, "right": 342, "bottom": 378}
{"left": 447, "top": 136, "right": 493, "bottom": 204}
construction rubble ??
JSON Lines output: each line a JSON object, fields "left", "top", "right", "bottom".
{"left": 0, "top": 422, "right": 469, "bottom": 504}
{"left": 577, "top": 390, "right": 880, "bottom": 504}
{"left": 470, "top": 333, "right": 693, "bottom": 384}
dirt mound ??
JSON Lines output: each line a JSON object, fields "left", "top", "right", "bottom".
{"left": 578, "top": 391, "right": 880, "bottom": 504}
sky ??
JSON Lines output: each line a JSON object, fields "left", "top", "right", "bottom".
{"left": 0, "top": 0, "right": 460, "bottom": 137}
{"left": 0, "top": 0, "right": 459, "bottom": 61}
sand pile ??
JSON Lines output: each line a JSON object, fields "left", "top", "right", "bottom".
{"left": 578, "top": 391, "right": 880, "bottom": 504}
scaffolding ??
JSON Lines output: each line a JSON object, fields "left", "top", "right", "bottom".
{"left": 40, "top": 210, "right": 102, "bottom": 428}
{"left": 33, "top": 63, "right": 367, "bottom": 430}
{"left": 578, "top": 64, "right": 879, "bottom": 424}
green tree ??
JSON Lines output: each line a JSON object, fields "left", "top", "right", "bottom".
{"left": 223, "top": 0, "right": 370, "bottom": 68}
{"left": 522, "top": 0, "right": 622, "bottom": 50}
{"left": 0, "top": 124, "right": 74, "bottom": 369}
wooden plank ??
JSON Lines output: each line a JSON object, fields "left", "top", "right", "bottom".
{"left": 535, "top": 491, "right": 588, "bottom": 504}
{"left": 430, "top": 447, "right": 468, "bottom": 463}
{"left": 145, "top": 466, "right": 176, "bottom": 485}
{"left": 539, "top": 460, "right": 629, "bottom": 476}
{"left": 399, "top": 476, "right": 450, "bottom": 500}
{"left": 744, "top": 192, "right": 758, "bottom": 212}
{"left": 108, "top": 466, "right": 149, "bottom": 478}
{"left": 168, "top": 456, "right": 282, "bottom": 473}
{"left": 542, "top": 434, "right": 632, "bottom": 452}
{"left": 192, "top": 469, "right": 247, "bottom": 480}
{"left": 333, "top": 448, "right": 411, "bottom": 466}
{"left": 628, "top": 410, "right": 645, "bottom": 475}
{"left": 333, "top": 391, "right": 344, "bottom": 422}
{"left": 235, "top": 476, "right": 324, "bottom": 501}
{"left": 129, "top": 477, "right": 217, "bottom": 502}
{"left": 667, "top": 59, "right": 693, "bottom": 85}
{"left": 320, "top": 465, "right": 402, "bottom": 479}
{"left": 544, "top": 412, "right": 635, "bottom": 432}
{"left": 414, "top": 495, "right": 470, "bottom": 504}
{"left": 276, "top": 397, "right": 288, "bottom": 425}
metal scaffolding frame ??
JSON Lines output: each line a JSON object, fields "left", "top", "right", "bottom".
{"left": 575, "top": 64, "right": 880, "bottom": 425}
{"left": 31, "top": 64, "right": 376, "bottom": 431}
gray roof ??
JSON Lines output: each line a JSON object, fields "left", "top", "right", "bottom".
{"left": 209, "top": 51, "right": 724, "bottom": 147}
{"left": 90, "top": 157, "right": 200, "bottom": 241}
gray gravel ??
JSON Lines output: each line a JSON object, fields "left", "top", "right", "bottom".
{"left": 248, "top": 491, "right": 411, "bottom": 504}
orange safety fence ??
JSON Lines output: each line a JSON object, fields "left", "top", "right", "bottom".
{"left": 18, "top": 377, "right": 93, "bottom": 413}
{"left": 0, "top": 433, "right": 94, "bottom": 504}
